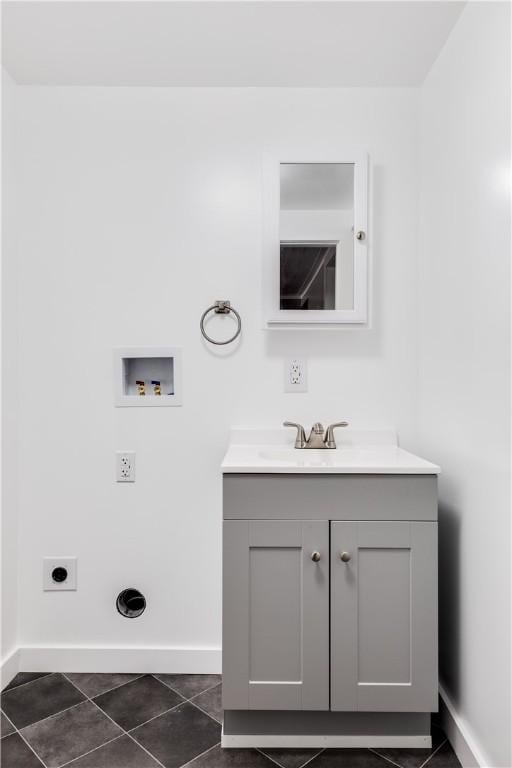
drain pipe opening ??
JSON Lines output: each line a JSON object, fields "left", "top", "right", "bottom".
{"left": 116, "top": 588, "right": 146, "bottom": 618}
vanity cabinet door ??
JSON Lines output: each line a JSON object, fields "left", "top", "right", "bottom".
{"left": 331, "top": 521, "right": 437, "bottom": 712}
{"left": 223, "top": 519, "right": 329, "bottom": 710}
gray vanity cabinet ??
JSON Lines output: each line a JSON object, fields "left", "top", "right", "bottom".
{"left": 223, "top": 474, "right": 438, "bottom": 718}
{"left": 223, "top": 519, "right": 329, "bottom": 711}
{"left": 331, "top": 521, "right": 437, "bottom": 713}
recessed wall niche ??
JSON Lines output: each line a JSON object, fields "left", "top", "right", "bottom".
{"left": 114, "top": 347, "right": 182, "bottom": 407}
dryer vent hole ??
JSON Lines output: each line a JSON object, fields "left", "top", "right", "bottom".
{"left": 116, "top": 588, "right": 146, "bottom": 618}
{"left": 52, "top": 567, "right": 68, "bottom": 583}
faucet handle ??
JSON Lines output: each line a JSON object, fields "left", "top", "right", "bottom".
{"left": 324, "top": 421, "right": 349, "bottom": 449}
{"left": 283, "top": 421, "right": 307, "bottom": 449}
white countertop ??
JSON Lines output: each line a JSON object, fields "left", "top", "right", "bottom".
{"left": 221, "top": 428, "right": 440, "bottom": 475}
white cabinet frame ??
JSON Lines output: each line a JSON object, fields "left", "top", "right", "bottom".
{"left": 262, "top": 151, "right": 369, "bottom": 327}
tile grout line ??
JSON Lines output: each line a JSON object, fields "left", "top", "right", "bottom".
{"left": 61, "top": 673, "right": 169, "bottom": 768}
{"left": 138, "top": 676, "right": 223, "bottom": 727}
{"left": 61, "top": 672, "right": 186, "bottom": 726}
{"left": 59, "top": 674, "right": 159, "bottom": 768}
{"left": 418, "top": 738, "right": 448, "bottom": 768}
{"left": 123, "top": 679, "right": 223, "bottom": 765}
{"left": 66, "top": 673, "right": 146, "bottom": 699}
{"left": 255, "top": 748, "right": 286, "bottom": 768}
{"left": 1, "top": 673, "right": 53, "bottom": 695}
{"left": 126, "top": 704, "right": 221, "bottom": 768}
{"left": 256, "top": 746, "right": 324, "bottom": 768}
{"left": 9, "top": 673, "right": 220, "bottom": 768}
{"left": 299, "top": 749, "right": 326, "bottom": 768}
{"left": 145, "top": 677, "right": 223, "bottom": 727}
{"left": 60, "top": 673, "right": 223, "bottom": 767}
{"left": 64, "top": 671, "right": 220, "bottom": 713}
{"left": 0, "top": 709, "right": 17, "bottom": 739}
{"left": 153, "top": 675, "right": 221, "bottom": 702}
{"left": 127, "top": 700, "right": 189, "bottom": 732}
{"left": 179, "top": 741, "right": 222, "bottom": 768}
{"left": 58, "top": 733, "right": 126, "bottom": 768}
{"left": 2, "top": 713, "right": 50, "bottom": 768}
{"left": 368, "top": 747, "right": 407, "bottom": 768}
{"left": 17, "top": 728, "right": 50, "bottom": 768}
{"left": 188, "top": 681, "right": 223, "bottom": 701}
{"left": 18, "top": 699, "right": 87, "bottom": 733}
{"left": 86, "top": 695, "right": 167, "bottom": 768}
{"left": 9, "top": 694, "right": 86, "bottom": 734}
{"left": 2, "top": 674, "right": 60, "bottom": 767}
{"left": 187, "top": 697, "right": 222, "bottom": 726}
{"left": 3, "top": 673, "right": 91, "bottom": 737}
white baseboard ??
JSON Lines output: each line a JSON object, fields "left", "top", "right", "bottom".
{"left": 15, "top": 645, "right": 221, "bottom": 675}
{"left": 439, "top": 683, "right": 490, "bottom": 768}
{"left": 222, "top": 731, "right": 432, "bottom": 749}
{"left": 1, "top": 647, "right": 20, "bottom": 690}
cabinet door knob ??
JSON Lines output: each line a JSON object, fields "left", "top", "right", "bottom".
{"left": 340, "top": 551, "right": 351, "bottom": 562}
{"left": 311, "top": 551, "right": 321, "bottom": 562}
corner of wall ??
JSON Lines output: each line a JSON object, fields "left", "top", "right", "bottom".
{"left": 417, "top": 3, "right": 511, "bottom": 767}
{"left": 1, "top": 62, "right": 20, "bottom": 669}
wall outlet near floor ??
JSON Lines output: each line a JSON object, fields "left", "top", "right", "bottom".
{"left": 43, "top": 557, "right": 77, "bottom": 591}
{"left": 116, "top": 451, "right": 135, "bottom": 482}
{"left": 284, "top": 358, "right": 308, "bottom": 392}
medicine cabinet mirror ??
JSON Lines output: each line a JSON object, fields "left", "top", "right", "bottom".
{"left": 263, "top": 152, "right": 368, "bottom": 326}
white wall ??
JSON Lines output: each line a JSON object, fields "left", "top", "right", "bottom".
{"left": 418, "top": 3, "right": 511, "bottom": 767}
{"left": 7, "top": 87, "right": 420, "bottom": 662}
{"left": 2, "top": 69, "right": 20, "bottom": 670}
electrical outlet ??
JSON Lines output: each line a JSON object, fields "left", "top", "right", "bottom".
{"left": 43, "top": 557, "right": 77, "bottom": 591}
{"left": 284, "top": 358, "right": 308, "bottom": 393}
{"left": 116, "top": 451, "right": 135, "bottom": 482}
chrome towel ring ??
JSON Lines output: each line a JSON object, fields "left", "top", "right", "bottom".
{"left": 200, "top": 300, "right": 242, "bottom": 345}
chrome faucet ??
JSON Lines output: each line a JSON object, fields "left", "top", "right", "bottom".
{"left": 283, "top": 421, "right": 349, "bottom": 449}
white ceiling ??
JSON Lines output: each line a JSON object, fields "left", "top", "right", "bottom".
{"left": 2, "top": 1, "right": 465, "bottom": 87}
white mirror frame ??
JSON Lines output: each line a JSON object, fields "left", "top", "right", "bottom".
{"left": 263, "top": 151, "right": 369, "bottom": 327}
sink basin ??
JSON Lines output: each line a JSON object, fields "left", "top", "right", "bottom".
{"left": 222, "top": 428, "right": 440, "bottom": 475}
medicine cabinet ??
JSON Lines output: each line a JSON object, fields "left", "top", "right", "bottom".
{"left": 262, "top": 151, "right": 369, "bottom": 327}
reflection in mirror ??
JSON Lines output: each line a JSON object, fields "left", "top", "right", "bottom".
{"left": 280, "top": 243, "right": 336, "bottom": 309}
{"left": 279, "top": 164, "right": 354, "bottom": 311}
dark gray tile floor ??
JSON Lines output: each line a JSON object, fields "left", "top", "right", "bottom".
{"left": 1, "top": 672, "right": 461, "bottom": 768}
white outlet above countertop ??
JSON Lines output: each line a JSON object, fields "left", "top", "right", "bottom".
{"left": 221, "top": 428, "right": 440, "bottom": 475}
{"left": 284, "top": 358, "right": 307, "bottom": 392}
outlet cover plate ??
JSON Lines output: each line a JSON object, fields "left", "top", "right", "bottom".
{"left": 116, "top": 451, "right": 135, "bottom": 482}
{"left": 43, "top": 557, "right": 77, "bottom": 591}
{"left": 284, "top": 358, "right": 308, "bottom": 393}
